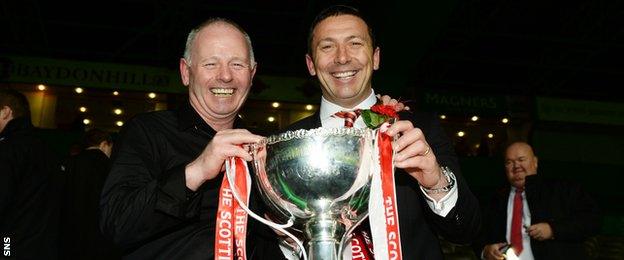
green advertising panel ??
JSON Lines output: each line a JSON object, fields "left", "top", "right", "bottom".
{"left": 536, "top": 97, "right": 624, "bottom": 125}
{"left": 420, "top": 90, "right": 509, "bottom": 115}
{"left": 0, "top": 56, "right": 185, "bottom": 93}
{"left": 0, "top": 56, "right": 316, "bottom": 102}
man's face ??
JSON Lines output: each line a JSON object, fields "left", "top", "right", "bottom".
{"left": 504, "top": 143, "right": 538, "bottom": 189}
{"left": 306, "top": 14, "right": 379, "bottom": 108}
{"left": 179, "top": 22, "right": 256, "bottom": 127}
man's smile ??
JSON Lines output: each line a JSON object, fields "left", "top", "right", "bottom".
{"left": 210, "top": 88, "right": 235, "bottom": 97}
{"left": 330, "top": 70, "right": 358, "bottom": 82}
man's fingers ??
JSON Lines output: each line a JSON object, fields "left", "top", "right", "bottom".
{"left": 210, "top": 143, "right": 254, "bottom": 161}
{"left": 394, "top": 102, "right": 405, "bottom": 112}
{"left": 394, "top": 140, "right": 427, "bottom": 162}
{"left": 214, "top": 129, "right": 264, "bottom": 146}
{"left": 528, "top": 229, "right": 541, "bottom": 240}
{"left": 394, "top": 155, "right": 425, "bottom": 169}
{"left": 379, "top": 94, "right": 391, "bottom": 104}
{"left": 527, "top": 225, "right": 538, "bottom": 236}
{"left": 385, "top": 120, "right": 415, "bottom": 137}
{"left": 393, "top": 132, "right": 419, "bottom": 152}
{"left": 485, "top": 243, "right": 506, "bottom": 260}
{"left": 391, "top": 127, "right": 424, "bottom": 152}
{"left": 230, "top": 146, "right": 254, "bottom": 161}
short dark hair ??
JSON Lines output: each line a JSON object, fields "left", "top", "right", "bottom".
{"left": 82, "top": 128, "right": 113, "bottom": 148}
{"left": 307, "top": 5, "right": 376, "bottom": 55}
{"left": 0, "top": 89, "right": 30, "bottom": 118}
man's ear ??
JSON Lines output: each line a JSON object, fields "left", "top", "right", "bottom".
{"left": 305, "top": 54, "right": 317, "bottom": 76}
{"left": 534, "top": 156, "right": 539, "bottom": 168}
{"left": 249, "top": 62, "right": 257, "bottom": 80}
{"left": 373, "top": 47, "right": 380, "bottom": 70}
{"left": 179, "top": 58, "right": 190, "bottom": 86}
{"left": 0, "top": 106, "right": 13, "bottom": 120}
{"left": 99, "top": 141, "right": 113, "bottom": 157}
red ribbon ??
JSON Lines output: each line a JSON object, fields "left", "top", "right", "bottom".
{"left": 215, "top": 157, "right": 249, "bottom": 260}
{"left": 351, "top": 130, "right": 402, "bottom": 260}
{"left": 378, "top": 131, "right": 402, "bottom": 260}
{"left": 351, "top": 227, "right": 375, "bottom": 259}
{"left": 351, "top": 231, "right": 372, "bottom": 259}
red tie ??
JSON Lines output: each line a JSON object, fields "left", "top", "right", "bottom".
{"left": 510, "top": 188, "right": 524, "bottom": 254}
{"left": 334, "top": 110, "right": 361, "bottom": 128}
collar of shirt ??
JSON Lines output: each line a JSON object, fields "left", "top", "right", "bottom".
{"left": 176, "top": 101, "right": 245, "bottom": 135}
{"left": 319, "top": 90, "right": 377, "bottom": 128}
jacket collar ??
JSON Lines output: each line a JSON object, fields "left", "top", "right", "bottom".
{"left": 176, "top": 102, "right": 245, "bottom": 134}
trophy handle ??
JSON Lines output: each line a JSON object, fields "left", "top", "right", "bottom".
{"left": 224, "top": 158, "right": 309, "bottom": 260}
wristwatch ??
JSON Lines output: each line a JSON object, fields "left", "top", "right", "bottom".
{"left": 420, "top": 166, "right": 456, "bottom": 194}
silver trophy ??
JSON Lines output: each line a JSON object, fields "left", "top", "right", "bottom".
{"left": 232, "top": 127, "right": 377, "bottom": 260}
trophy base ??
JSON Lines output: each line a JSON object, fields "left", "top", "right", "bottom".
{"left": 309, "top": 240, "right": 339, "bottom": 260}
{"left": 306, "top": 217, "right": 345, "bottom": 260}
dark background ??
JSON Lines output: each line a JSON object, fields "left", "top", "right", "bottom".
{"left": 2, "top": 0, "right": 622, "bottom": 101}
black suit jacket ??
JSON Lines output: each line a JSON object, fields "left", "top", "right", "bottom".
{"left": 478, "top": 175, "right": 600, "bottom": 259}
{"left": 259, "top": 110, "right": 481, "bottom": 259}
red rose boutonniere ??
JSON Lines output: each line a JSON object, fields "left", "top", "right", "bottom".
{"left": 361, "top": 104, "right": 399, "bottom": 129}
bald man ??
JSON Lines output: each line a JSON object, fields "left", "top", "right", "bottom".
{"left": 478, "top": 142, "right": 600, "bottom": 260}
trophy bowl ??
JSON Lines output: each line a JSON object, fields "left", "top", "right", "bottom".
{"left": 251, "top": 127, "right": 375, "bottom": 260}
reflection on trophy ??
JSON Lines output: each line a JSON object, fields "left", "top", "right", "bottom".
{"left": 251, "top": 127, "right": 376, "bottom": 260}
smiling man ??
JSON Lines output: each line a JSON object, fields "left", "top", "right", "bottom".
{"left": 305, "top": 13, "right": 378, "bottom": 109}
{"left": 100, "top": 18, "right": 270, "bottom": 259}
{"left": 271, "top": 5, "right": 481, "bottom": 259}
{"left": 479, "top": 142, "right": 600, "bottom": 260}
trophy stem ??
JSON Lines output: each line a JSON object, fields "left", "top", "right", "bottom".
{"left": 305, "top": 216, "right": 345, "bottom": 260}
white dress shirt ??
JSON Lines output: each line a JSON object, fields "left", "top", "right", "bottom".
{"left": 280, "top": 90, "right": 459, "bottom": 259}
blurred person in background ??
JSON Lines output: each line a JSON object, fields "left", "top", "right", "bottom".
{"left": 0, "top": 89, "right": 63, "bottom": 259}
{"left": 60, "top": 128, "right": 121, "bottom": 259}
{"left": 477, "top": 141, "right": 600, "bottom": 260}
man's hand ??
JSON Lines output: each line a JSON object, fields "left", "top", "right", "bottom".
{"left": 384, "top": 120, "right": 441, "bottom": 188}
{"left": 377, "top": 94, "right": 410, "bottom": 112}
{"left": 483, "top": 243, "right": 507, "bottom": 260}
{"left": 528, "top": 222, "right": 554, "bottom": 241}
{"left": 185, "top": 129, "right": 263, "bottom": 191}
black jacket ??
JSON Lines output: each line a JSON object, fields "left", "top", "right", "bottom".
{"left": 99, "top": 103, "right": 277, "bottom": 259}
{"left": 0, "top": 117, "right": 63, "bottom": 259}
{"left": 61, "top": 149, "right": 121, "bottom": 259}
